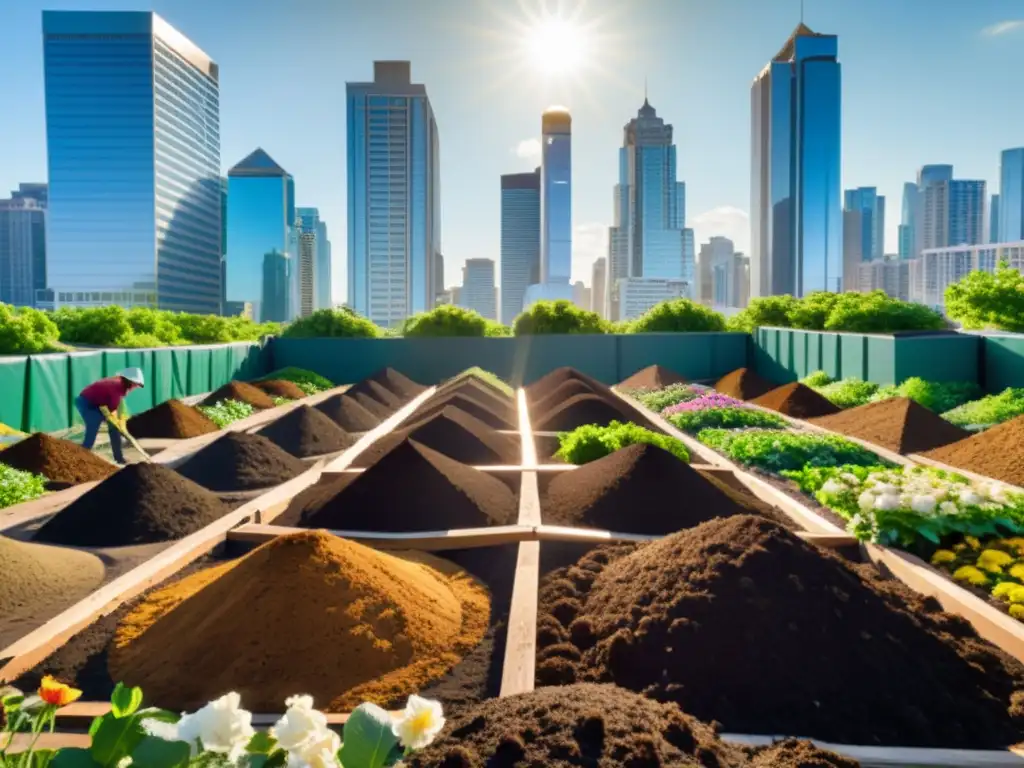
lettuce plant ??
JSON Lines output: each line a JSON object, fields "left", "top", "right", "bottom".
{"left": 869, "top": 377, "right": 980, "bottom": 413}
{"left": 813, "top": 378, "right": 879, "bottom": 409}
{"left": 0, "top": 463, "right": 46, "bottom": 509}
{"left": 667, "top": 406, "right": 787, "bottom": 433}
{"left": 556, "top": 420, "right": 689, "bottom": 465}
{"left": 943, "top": 388, "right": 1024, "bottom": 428}
{"left": 697, "top": 428, "right": 882, "bottom": 474}
{"left": 198, "top": 399, "right": 255, "bottom": 428}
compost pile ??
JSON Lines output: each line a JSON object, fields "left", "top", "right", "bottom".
{"left": 34, "top": 463, "right": 229, "bottom": 547}
{"left": 526, "top": 366, "right": 612, "bottom": 405}
{"left": 125, "top": 400, "right": 219, "bottom": 439}
{"left": 751, "top": 382, "right": 841, "bottom": 418}
{"left": 542, "top": 444, "right": 794, "bottom": 534}
{"left": 175, "top": 432, "right": 307, "bottom": 492}
{"left": 535, "top": 514, "right": 1024, "bottom": 748}
{"left": 107, "top": 530, "right": 490, "bottom": 711}
{"left": 315, "top": 394, "right": 381, "bottom": 432}
{"left": 533, "top": 379, "right": 601, "bottom": 419}
{"left": 355, "top": 408, "right": 518, "bottom": 467}
{"left": 714, "top": 368, "right": 775, "bottom": 400}
{"left": 256, "top": 405, "right": 354, "bottom": 458}
{"left": 410, "top": 392, "right": 516, "bottom": 430}
{"left": 252, "top": 379, "right": 306, "bottom": 399}
{"left": 289, "top": 440, "right": 518, "bottom": 532}
{"left": 534, "top": 394, "right": 641, "bottom": 432}
{"left": 618, "top": 364, "right": 688, "bottom": 390}
{"left": 406, "top": 684, "right": 855, "bottom": 768}
{"left": 0, "top": 433, "right": 116, "bottom": 487}
{"left": 345, "top": 368, "right": 426, "bottom": 415}
{"left": 922, "top": 414, "right": 1024, "bottom": 486}
{"left": 201, "top": 381, "right": 275, "bottom": 409}
{"left": 810, "top": 397, "right": 970, "bottom": 454}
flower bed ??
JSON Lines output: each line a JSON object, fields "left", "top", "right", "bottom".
{"left": 696, "top": 428, "right": 883, "bottom": 474}
{"left": 932, "top": 536, "right": 1024, "bottom": 622}
{"left": 666, "top": 405, "right": 787, "bottom": 433}
{"left": 631, "top": 383, "right": 709, "bottom": 413}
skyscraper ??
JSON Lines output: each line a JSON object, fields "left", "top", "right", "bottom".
{"left": 41, "top": 11, "right": 221, "bottom": 313}
{"left": 460, "top": 258, "right": 497, "bottom": 321}
{"left": 591, "top": 257, "right": 607, "bottom": 317}
{"left": 842, "top": 187, "right": 885, "bottom": 291}
{"left": 297, "top": 232, "right": 317, "bottom": 318}
{"left": 999, "top": 148, "right": 1024, "bottom": 243}
{"left": 226, "top": 149, "right": 295, "bottom": 322}
{"left": 917, "top": 165, "right": 986, "bottom": 252}
{"left": 499, "top": 169, "right": 540, "bottom": 323}
{"left": 297, "top": 207, "right": 331, "bottom": 310}
{"left": 0, "top": 184, "right": 47, "bottom": 307}
{"left": 991, "top": 194, "right": 1001, "bottom": 245}
{"left": 705, "top": 236, "right": 736, "bottom": 306}
{"left": 947, "top": 180, "right": 986, "bottom": 247}
{"left": 916, "top": 164, "right": 953, "bottom": 254}
{"left": 347, "top": 61, "right": 440, "bottom": 328}
{"left": 898, "top": 181, "right": 916, "bottom": 259}
{"left": 750, "top": 23, "right": 841, "bottom": 297}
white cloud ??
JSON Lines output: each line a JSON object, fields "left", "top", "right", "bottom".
{"left": 689, "top": 206, "right": 750, "bottom": 255}
{"left": 513, "top": 138, "right": 541, "bottom": 163}
{"left": 982, "top": 19, "right": 1024, "bottom": 36}
{"left": 571, "top": 222, "right": 607, "bottom": 284}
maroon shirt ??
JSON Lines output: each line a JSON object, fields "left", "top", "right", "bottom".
{"left": 79, "top": 377, "right": 131, "bottom": 411}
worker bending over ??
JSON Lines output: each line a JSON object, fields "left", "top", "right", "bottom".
{"left": 76, "top": 367, "right": 145, "bottom": 465}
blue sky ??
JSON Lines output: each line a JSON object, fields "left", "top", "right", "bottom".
{"left": 2, "top": 0, "right": 1023, "bottom": 303}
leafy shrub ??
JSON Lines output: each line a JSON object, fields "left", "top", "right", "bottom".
{"left": 258, "top": 367, "right": 334, "bottom": 395}
{"left": 400, "top": 305, "right": 509, "bottom": 337}
{"left": 945, "top": 260, "right": 1024, "bottom": 332}
{"left": 52, "top": 305, "right": 135, "bottom": 347}
{"left": 697, "top": 428, "right": 883, "bottom": 473}
{"left": 800, "top": 370, "right": 834, "bottom": 388}
{"left": 815, "top": 378, "right": 879, "bottom": 409}
{"left": 869, "top": 377, "right": 980, "bottom": 413}
{"left": 513, "top": 300, "right": 608, "bottom": 335}
{"left": 282, "top": 307, "right": 382, "bottom": 339}
{"left": 0, "top": 463, "right": 47, "bottom": 509}
{"left": 555, "top": 420, "right": 690, "bottom": 465}
{"left": 634, "top": 384, "right": 708, "bottom": 412}
{"left": 0, "top": 304, "right": 62, "bottom": 354}
{"left": 627, "top": 298, "right": 726, "bottom": 333}
{"left": 787, "top": 291, "right": 840, "bottom": 330}
{"left": 667, "top": 406, "right": 787, "bottom": 433}
{"left": 197, "top": 399, "right": 255, "bottom": 428}
{"left": 943, "top": 388, "right": 1024, "bottom": 428}
{"left": 126, "top": 308, "right": 182, "bottom": 344}
{"left": 823, "top": 291, "right": 946, "bottom": 333}
{"left": 726, "top": 296, "right": 799, "bottom": 332}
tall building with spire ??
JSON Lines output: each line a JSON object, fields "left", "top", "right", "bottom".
{"left": 750, "top": 23, "right": 841, "bottom": 297}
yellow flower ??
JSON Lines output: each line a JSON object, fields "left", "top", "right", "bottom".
{"left": 953, "top": 543, "right": 967, "bottom": 552}
{"left": 965, "top": 536, "right": 981, "bottom": 550}
{"left": 38, "top": 675, "right": 82, "bottom": 707}
{"left": 1010, "top": 564, "right": 1024, "bottom": 581}
{"left": 977, "top": 549, "right": 1014, "bottom": 573}
{"left": 952, "top": 565, "right": 990, "bottom": 587}
{"left": 1010, "top": 604, "right": 1024, "bottom": 621}
{"left": 930, "top": 549, "right": 957, "bottom": 565}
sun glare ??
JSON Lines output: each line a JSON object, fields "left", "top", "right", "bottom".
{"left": 527, "top": 17, "right": 588, "bottom": 75}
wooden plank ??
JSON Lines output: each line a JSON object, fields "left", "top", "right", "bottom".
{"left": 227, "top": 522, "right": 534, "bottom": 549}
{"left": 499, "top": 541, "right": 539, "bottom": 697}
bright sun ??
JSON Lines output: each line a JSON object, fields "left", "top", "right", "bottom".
{"left": 526, "top": 17, "right": 588, "bottom": 75}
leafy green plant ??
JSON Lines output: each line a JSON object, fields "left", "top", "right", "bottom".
{"left": 822, "top": 291, "right": 946, "bottom": 333}
{"left": 627, "top": 298, "right": 726, "bottom": 333}
{"left": 943, "top": 388, "right": 1024, "bottom": 428}
{"left": 800, "top": 370, "right": 834, "bottom": 388}
{"left": 0, "top": 304, "right": 62, "bottom": 355}
{"left": 258, "top": 367, "right": 334, "bottom": 395}
{"left": 787, "top": 291, "right": 840, "bottom": 330}
{"left": 726, "top": 296, "right": 799, "bottom": 332}
{"left": 697, "top": 428, "right": 884, "bottom": 473}
{"left": 945, "top": 260, "right": 1024, "bottom": 332}
{"left": 869, "top": 377, "right": 980, "bottom": 413}
{"left": 634, "top": 384, "right": 707, "bottom": 412}
{"left": 400, "top": 305, "right": 509, "bottom": 337}
{"left": 52, "top": 305, "right": 135, "bottom": 347}
{"left": 198, "top": 399, "right": 255, "bottom": 428}
{"left": 667, "top": 406, "right": 787, "bottom": 433}
{"left": 513, "top": 300, "right": 608, "bottom": 335}
{"left": 814, "top": 378, "right": 880, "bottom": 408}
{"left": 282, "top": 307, "right": 382, "bottom": 339}
{"left": 0, "top": 463, "right": 46, "bottom": 509}
{"left": 555, "top": 420, "right": 690, "bottom": 465}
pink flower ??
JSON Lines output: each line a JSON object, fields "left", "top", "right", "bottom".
{"left": 662, "top": 392, "right": 746, "bottom": 416}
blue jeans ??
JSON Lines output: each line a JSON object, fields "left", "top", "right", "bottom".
{"left": 76, "top": 395, "right": 124, "bottom": 464}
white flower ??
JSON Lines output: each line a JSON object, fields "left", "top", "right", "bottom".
{"left": 393, "top": 695, "right": 445, "bottom": 751}
{"left": 874, "top": 494, "right": 900, "bottom": 511}
{"left": 820, "top": 479, "right": 845, "bottom": 495}
{"left": 840, "top": 472, "right": 861, "bottom": 486}
{"left": 939, "top": 501, "right": 959, "bottom": 516}
{"left": 286, "top": 728, "right": 340, "bottom": 768}
{"left": 958, "top": 490, "right": 983, "bottom": 507}
{"left": 910, "top": 495, "right": 937, "bottom": 515}
{"left": 173, "top": 692, "right": 255, "bottom": 761}
{"left": 874, "top": 483, "right": 900, "bottom": 496}
{"left": 273, "top": 695, "right": 340, "bottom": 768}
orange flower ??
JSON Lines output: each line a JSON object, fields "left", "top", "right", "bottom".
{"left": 38, "top": 675, "right": 82, "bottom": 707}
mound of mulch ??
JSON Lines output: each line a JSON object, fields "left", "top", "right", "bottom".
{"left": 536, "top": 515, "right": 1024, "bottom": 748}
{"left": 542, "top": 444, "right": 793, "bottom": 533}
{"left": 251, "top": 379, "right": 306, "bottom": 400}
{"left": 346, "top": 384, "right": 402, "bottom": 416}
{"left": 175, "top": 432, "right": 307, "bottom": 491}
{"left": 293, "top": 440, "right": 518, "bottom": 532}
{"left": 367, "top": 367, "right": 427, "bottom": 399}
{"left": 408, "top": 392, "right": 516, "bottom": 430}
{"left": 810, "top": 397, "right": 970, "bottom": 454}
{"left": 532, "top": 379, "right": 600, "bottom": 420}
{"left": 714, "top": 367, "right": 776, "bottom": 400}
{"left": 618, "top": 364, "right": 688, "bottom": 390}
{"left": 526, "top": 367, "right": 613, "bottom": 404}
{"left": 200, "top": 380, "right": 275, "bottom": 409}
{"left": 356, "top": 408, "right": 518, "bottom": 467}
{"left": 314, "top": 393, "right": 381, "bottom": 432}
{"left": 534, "top": 394, "right": 642, "bottom": 432}
{"left": 751, "top": 382, "right": 841, "bottom": 419}
{"left": 921, "top": 414, "right": 1024, "bottom": 486}
{"left": 34, "top": 463, "right": 230, "bottom": 547}
{"left": 255, "top": 405, "right": 355, "bottom": 458}
{"left": 421, "top": 380, "right": 515, "bottom": 418}
{"left": 126, "top": 400, "right": 219, "bottom": 439}
{"left": 0, "top": 433, "right": 116, "bottom": 486}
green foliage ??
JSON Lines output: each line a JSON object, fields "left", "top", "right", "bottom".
{"left": 0, "top": 463, "right": 47, "bottom": 509}
{"left": 513, "top": 300, "right": 608, "bottom": 335}
{"left": 0, "top": 304, "right": 62, "bottom": 355}
{"left": 943, "top": 388, "right": 1024, "bottom": 428}
{"left": 800, "top": 370, "right": 834, "bottom": 388}
{"left": 787, "top": 291, "right": 841, "bottom": 330}
{"left": 697, "top": 428, "right": 884, "bottom": 474}
{"left": 945, "top": 260, "right": 1024, "bottom": 332}
{"left": 282, "top": 307, "right": 382, "bottom": 339}
{"left": 340, "top": 703, "right": 402, "bottom": 768}
{"left": 823, "top": 290, "right": 946, "bottom": 333}
{"left": 258, "top": 367, "right": 334, "bottom": 395}
{"left": 666, "top": 406, "right": 787, "bottom": 433}
{"left": 726, "top": 295, "right": 799, "bottom": 332}
{"left": 634, "top": 384, "right": 705, "bottom": 412}
{"left": 627, "top": 298, "right": 726, "bottom": 333}
{"left": 869, "top": 377, "right": 980, "bottom": 413}
{"left": 400, "top": 305, "right": 509, "bottom": 337}
{"left": 814, "top": 378, "right": 880, "bottom": 409}
{"left": 555, "top": 420, "right": 690, "bottom": 465}
{"left": 52, "top": 306, "right": 135, "bottom": 347}
{"left": 198, "top": 399, "right": 255, "bottom": 428}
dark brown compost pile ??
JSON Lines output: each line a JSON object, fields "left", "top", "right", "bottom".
{"left": 750, "top": 382, "right": 841, "bottom": 418}
{"left": 256, "top": 405, "right": 355, "bottom": 458}
{"left": 713, "top": 368, "right": 775, "bottom": 400}
{"left": 526, "top": 366, "right": 614, "bottom": 404}
{"left": 618, "top": 364, "right": 689, "bottom": 390}
{"left": 252, "top": 379, "right": 306, "bottom": 399}
{"left": 315, "top": 393, "right": 382, "bottom": 431}
{"left": 200, "top": 381, "right": 275, "bottom": 409}
{"left": 126, "top": 400, "right": 219, "bottom": 439}
{"left": 175, "top": 432, "right": 307, "bottom": 491}
{"left": 534, "top": 394, "right": 643, "bottom": 432}
{"left": 0, "top": 433, "right": 116, "bottom": 486}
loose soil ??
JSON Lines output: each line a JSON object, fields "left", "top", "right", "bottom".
{"left": 714, "top": 367, "right": 776, "bottom": 400}
{"left": 106, "top": 531, "right": 490, "bottom": 712}
{"left": 175, "top": 432, "right": 307, "bottom": 492}
{"left": 407, "top": 684, "right": 854, "bottom": 768}
{"left": 290, "top": 439, "right": 519, "bottom": 532}
{"left": 314, "top": 393, "right": 381, "bottom": 432}
{"left": 751, "top": 382, "right": 841, "bottom": 418}
{"left": 618, "top": 364, "right": 689, "bottom": 390}
{"left": 34, "top": 463, "right": 230, "bottom": 547}
{"left": 536, "top": 515, "right": 1024, "bottom": 748}
{"left": 921, "top": 414, "right": 1024, "bottom": 486}
{"left": 433, "top": 378, "right": 514, "bottom": 410}
{"left": 526, "top": 366, "right": 614, "bottom": 404}
{"left": 251, "top": 379, "right": 306, "bottom": 399}
{"left": 348, "top": 386, "right": 401, "bottom": 416}
{"left": 0, "top": 536, "right": 105, "bottom": 647}
{"left": 532, "top": 379, "right": 600, "bottom": 420}
{"left": 200, "top": 380, "right": 275, "bottom": 409}
{"left": 356, "top": 408, "right": 519, "bottom": 467}
{"left": 366, "top": 367, "right": 428, "bottom": 399}
{"left": 255, "top": 404, "right": 355, "bottom": 458}
{"left": 408, "top": 392, "right": 516, "bottom": 430}
{"left": 542, "top": 444, "right": 795, "bottom": 534}
{"left": 810, "top": 397, "right": 971, "bottom": 454}
{"left": 0, "top": 433, "right": 116, "bottom": 487}
{"left": 534, "top": 394, "right": 643, "bottom": 432}
{"left": 125, "top": 400, "right": 219, "bottom": 439}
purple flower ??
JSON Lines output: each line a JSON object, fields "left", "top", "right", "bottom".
{"left": 662, "top": 392, "right": 746, "bottom": 416}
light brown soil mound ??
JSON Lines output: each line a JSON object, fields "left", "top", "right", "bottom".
{"left": 714, "top": 367, "right": 775, "bottom": 400}
{"left": 618, "top": 364, "right": 689, "bottom": 390}
{"left": 201, "top": 381, "right": 275, "bottom": 409}
{"left": 922, "top": 414, "right": 1024, "bottom": 486}
{"left": 751, "top": 382, "right": 841, "bottom": 418}
{"left": 252, "top": 379, "right": 306, "bottom": 399}
{"left": 811, "top": 397, "right": 971, "bottom": 454}
{"left": 0, "top": 433, "right": 115, "bottom": 487}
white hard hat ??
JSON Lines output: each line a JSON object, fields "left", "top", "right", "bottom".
{"left": 119, "top": 367, "right": 145, "bottom": 387}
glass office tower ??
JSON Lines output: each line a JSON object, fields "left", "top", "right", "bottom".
{"left": 540, "top": 107, "right": 572, "bottom": 285}
{"left": 347, "top": 61, "right": 440, "bottom": 328}
{"left": 42, "top": 11, "right": 220, "bottom": 312}
{"left": 991, "top": 194, "right": 1001, "bottom": 245}
{"left": 999, "top": 148, "right": 1024, "bottom": 243}
{"left": 0, "top": 184, "right": 47, "bottom": 307}
{"left": 297, "top": 207, "right": 331, "bottom": 310}
{"left": 226, "top": 149, "right": 295, "bottom": 322}
{"left": 750, "top": 23, "right": 841, "bottom": 297}
{"left": 499, "top": 169, "right": 540, "bottom": 323}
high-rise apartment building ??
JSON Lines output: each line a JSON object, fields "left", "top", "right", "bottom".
{"left": 0, "top": 184, "right": 47, "bottom": 307}
{"left": 999, "top": 148, "right": 1024, "bottom": 243}
{"left": 917, "top": 166, "right": 985, "bottom": 253}
{"left": 499, "top": 169, "right": 540, "bottom": 323}
{"left": 617, "top": 278, "right": 689, "bottom": 319}
{"left": 705, "top": 237, "right": 737, "bottom": 307}
{"left": 843, "top": 187, "right": 885, "bottom": 291}
{"left": 297, "top": 207, "right": 331, "bottom": 310}
{"left": 591, "top": 257, "right": 607, "bottom": 317}
{"left": 991, "top": 194, "right": 1001, "bottom": 245}
{"left": 733, "top": 252, "right": 750, "bottom": 308}
{"left": 898, "top": 182, "right": 916, "bottom": 259}
{"left": 347, "top": 61, "right": 440, "bottom": 328}
{"left": 916, "top": 165, "right": 953, "bottom": 254}
{"left": 460, "top": 258, "right": 496, "bottom": 320}
{"left": 909, "top": 242, "right": 1024, "bottom": 311}
{"left": 41, "top": 11, "right": 221, "bottom": 313}
{"left": 226, "top": 149, "right": 295, "bottom": 322}
{"left": 750, "top": 23, "right": 841, "bottom": 298}
{"left": 297, "top": 232, "right": 317, "bottom": 318}
{"left": 572, "top": 281, "right": 591, "bottom": 312}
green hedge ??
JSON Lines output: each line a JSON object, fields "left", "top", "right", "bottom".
{"left": 728, "top": 291, "right": 946, "bottom": 334}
